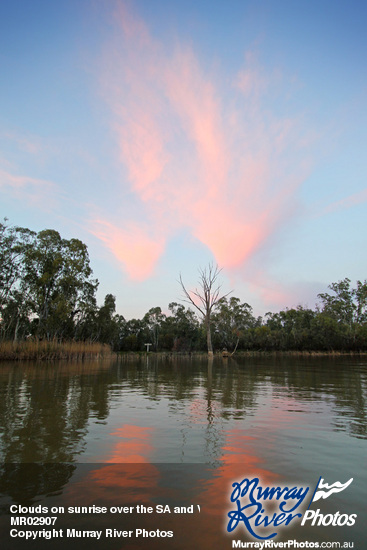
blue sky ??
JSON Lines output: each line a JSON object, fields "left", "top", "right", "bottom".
{"left": 1, "top": 0, "right": 366, "bottom": 319}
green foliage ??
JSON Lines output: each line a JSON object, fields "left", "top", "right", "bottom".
{"left": 212, "top": 296, "right": 256, "bottom": 351}
{"left": 317, "top": 278, "right": 367, "bottom": 325}
{"left": 0, "top": 220, "right": 36, "bottom": 341}
{"left": 0, "top": 220, "right": 99, "bottom": 342}
{"left": 21, "top": 229, "right": 99, "bottom": 340}
{"left": 143, "top": 306, "right": 166, "bottom": 351}
{"left": 166, "top": 302, "right": 200, "bottom": 351}
{"left": 1, "top": 219, "right": 367, "bottom": 353}
{"left": 262, "top": 307, "right": 316, "bottom": 350}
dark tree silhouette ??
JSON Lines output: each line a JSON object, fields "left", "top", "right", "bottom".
{"left": 179, "top": 263, "right": 230, "bottom": 355}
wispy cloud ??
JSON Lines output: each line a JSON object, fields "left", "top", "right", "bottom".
{"left": 90, "top": 218, "right": 165, "bottom": 281}
{"left": 91, "top": 1, "right": 314, "bottom": 288}
{"left": 323, "top": 187, "right": 367, "bottom": 215}
{"left": 2, "top": 131, "right": 43, "bottom": 155}
{"left": 0, "top": 167, "right": 59, "bottom": 208}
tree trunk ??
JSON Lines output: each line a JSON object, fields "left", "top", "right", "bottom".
{"left": 230, "top": 337, "right": 239, "bottom": 356}
{"left": 13, "top": 316, "right": 20, "bottom": 344}
{"left": 206, "top": 318, "right": 213, "bottom": 355}
{"left": 179, "top": 264, "right": 230, "bottom": 357}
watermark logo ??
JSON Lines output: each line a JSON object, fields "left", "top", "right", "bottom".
{"left": 227, "top": 477, "right": 309, "bottom": 540}
{"left": 301, "top": 477, "right": 356, "bottom": 528}
{"left": 227, "top": 476, "right": 356, "bottom": 540}
{"left": 310, "top": 477, "right": 353, "bottom": 503}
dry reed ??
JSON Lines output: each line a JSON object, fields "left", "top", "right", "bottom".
{"left": 0, "top": 339, "right": 111, "bottom": 361}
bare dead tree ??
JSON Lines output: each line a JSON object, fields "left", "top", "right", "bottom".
{"left": 179, "top": 263, "right": 231, "bottom": 355}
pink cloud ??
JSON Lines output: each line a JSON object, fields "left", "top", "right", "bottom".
{"left": 235, "top": 51, "right": 272, "bottom": 99}
{"left": 114, "top": 107, "right": 169, "bottom": 201}
{"left": 249, "top": 270, "right": 296, "bottom": 310}
{"left": 163, "top": 46, "right": 229, "bottom": 191}
{"left": 92, "top": 2, "right": 312, "bottom": 283}
{"left": 90, "top": 218, "right": 165, "bottom": 281}
{"left": 2, "top": 131, "right": 42, "bottom": 155}
{"left": 0, "top": 167, "right": 58, "bottom": 208}
{"left": 0, "top": 169, "right": 48, "bottom": 189}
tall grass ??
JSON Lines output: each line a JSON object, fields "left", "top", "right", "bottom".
{"left": 0, "top": 339, "right": 111, "bottom": 361}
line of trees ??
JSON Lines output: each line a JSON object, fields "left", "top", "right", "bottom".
{"left": 0, "top": 219, "right": 123, "bottom": 346}
{"left": 1, "top": 219, "right": 367, "bottom": 352}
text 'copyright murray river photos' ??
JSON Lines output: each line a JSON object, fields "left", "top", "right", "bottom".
{"left": 8, "top": 503, "right": 201, "bottom": 541}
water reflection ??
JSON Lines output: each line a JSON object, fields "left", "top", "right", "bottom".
{"left": 0, "top": 356, "right": 366, "bottom": 465}
{"left": 0, "top": 362, "right": 112, "bottom": 463}
{"left": 0, "top": 356, "right": 366, "bottom": 547}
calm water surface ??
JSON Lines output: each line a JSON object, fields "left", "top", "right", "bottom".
{"left": 0, "top": 355, "right": 366, "bottom": 548}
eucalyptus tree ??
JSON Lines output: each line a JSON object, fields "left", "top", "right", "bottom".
{"left": 1, "top": 289, "right": 34, "bottom": 342}
{"left": 143, "top": 306, "right": 166, "bottom": 351}
{"left": 73, "top": 279, "right": 99, "bottom": 341}
{"left": 354, "top": 280, "right": 367, "bottom": 324}
{"left": 263, "top": 306, "right": 316, "bottom": 350}
{"left": 212, "top": 296, "right": 256, "bottom": 353}
{"left": 94, "top": 294, "right": 125, "bottom": 349}
{"left": 318, "top": 278, "right": 357, "bottom": 327}
{"left": 0, "top": 220, "right": 35, "bottom": 340}
{"left": 22, "top": 229, "right": 98, "bottom": 340}
{"left": 317, "top": 278, "right": 367, "bottom": 349}
{"left": 122, "top": 318, "right": 146, "bottom": 351}
{"left": 179, "top": 264, "right": 231, "bottom": 355}
{"left": 166, "top": 302, "right": 200, "bottom": 351}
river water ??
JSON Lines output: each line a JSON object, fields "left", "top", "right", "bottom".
{"left": 0, "top": 355, "right": 366, "bottom": 548}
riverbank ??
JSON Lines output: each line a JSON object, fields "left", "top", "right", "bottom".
{"left": 0, "top": 340, "right": 111, "bottom": 361}
{"left": 116, "top": 349, "right": 367, "bottom": 359}
{"left": 2, "top": 343, "right": 366, "bottom": 362}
